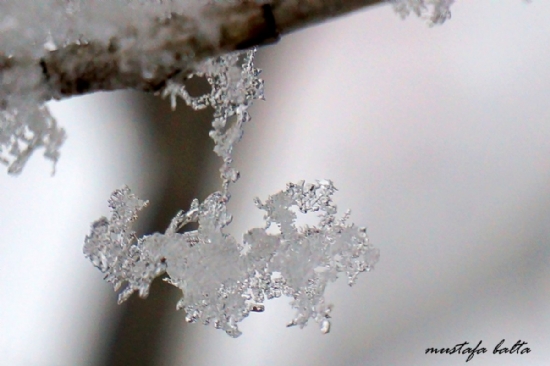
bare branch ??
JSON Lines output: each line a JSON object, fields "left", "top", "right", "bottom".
{"left": 1, "top": 0, "right": 384, "bottom": 104}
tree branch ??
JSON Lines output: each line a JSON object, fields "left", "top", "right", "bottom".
{"left": 1, "top": 0, "right": 385, "bottom": 104}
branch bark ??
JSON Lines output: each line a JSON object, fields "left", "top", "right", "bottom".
{"left": 1, "top": 0, "right": 385, "bottom": 104}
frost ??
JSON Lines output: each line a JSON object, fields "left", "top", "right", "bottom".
{"left": 390, "top": 0, "right": 454, "bottom": 25}
{"left": 0, "top": 102, "right": 66, "bottom": 174}
{"left": 85, "top": 49, "right": 379, "bottom": 337}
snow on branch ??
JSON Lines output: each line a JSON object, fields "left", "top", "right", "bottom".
{"left": 1, "top": 0, "right": 455, "bottom": 103}
{"left": 0, "top": 0, "right": 453, "bottom": 174}
{"left": 1, "top": 0, "right": 385, "bottom": 103}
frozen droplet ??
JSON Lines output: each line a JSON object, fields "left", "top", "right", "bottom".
{"left": 43, "top": 33, "right": 57, "bottom": 51}
{"left": 320, "top": 319, "right": 331, "bottom": 334}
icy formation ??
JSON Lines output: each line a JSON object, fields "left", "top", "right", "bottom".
{"left": 84, "top": 48, "right": 379, "bottom": 337}
{"left": 390, "top": 0, "right": 454, "bottom": 25}
{"left": 85, "top": 182, "right": 380, "bottom": 337}
{"left": 0, "top": 102, "right": 65, "bottom": 175}
{"left": 161, "top": 48, "right": 263, "bottom": 193}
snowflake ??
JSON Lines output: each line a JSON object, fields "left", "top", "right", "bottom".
{"left": 84, "top": 49, "right": 380, "bottom": 337}
{"left": 85, "top": 181, "right": 379, "bottom": 337}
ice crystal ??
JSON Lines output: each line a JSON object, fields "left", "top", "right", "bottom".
{"left": 390, "top": 0, "right": 454, "bottom": 25}
{"left": 161, "top": 48, "right": 264, "bottom": 193}
{"left": 85, "top": 49, "right": 379, "bottom": 337}
{"left": 0, "top": 102, "right": 66, "bottom": 175}
{"left": 86, "top": 181, "right": 379, "bottom": 337}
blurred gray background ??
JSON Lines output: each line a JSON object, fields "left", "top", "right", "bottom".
{"left": 1, "top": 1, "right": 549, "bottom": 365}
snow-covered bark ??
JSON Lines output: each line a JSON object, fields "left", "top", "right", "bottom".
{"left": 0, "top": 0, "right": 383, "bottom": 174}
{"left": 0, "top": 0, "right": 452, "bottom": 174}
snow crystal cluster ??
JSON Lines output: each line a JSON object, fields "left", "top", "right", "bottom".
{"left": 84, "top": 48, "right": 380, "bottom": 337}
{"left": 0, "top": 103, "right": 65, "bottom": 174}
{"left": 85, "top": 180, "right": 380, "bottom": 337}
{"left": 390, "top": 0, "right": 454, "bottom": 25}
